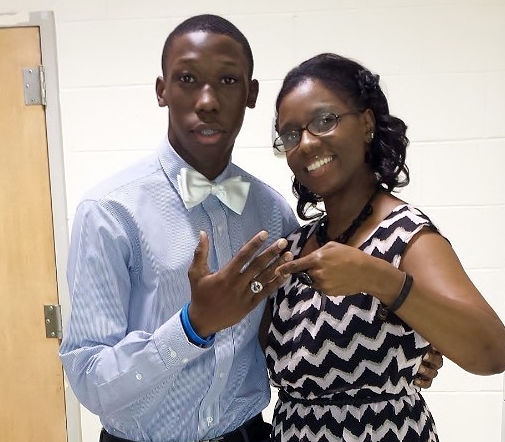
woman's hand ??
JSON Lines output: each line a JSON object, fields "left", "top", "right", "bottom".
{"left": 275, "top": 240, "right": 395, "bottom": 297}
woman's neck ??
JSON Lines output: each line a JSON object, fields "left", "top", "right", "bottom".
{"left": 322, "top": 183, "right": 379, "bottom": 240}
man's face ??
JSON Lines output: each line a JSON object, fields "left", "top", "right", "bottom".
{"left": 156, "top": 31, "right": 258, "bottom": 179}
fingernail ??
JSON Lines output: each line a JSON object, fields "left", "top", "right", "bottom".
{"left": 277, "top": 238, "right": 287, "bottom": 249}
{"left": 414, "top": 378, "right": 421, "bottom": 386}
{"left": 259, "top": 231, "right": 268, "bottom": 241}
{"left": 418, "top": 366, "right": 426, "bottom": 374}
{"left": 283, "top": 253, "right": 293, "bottom": 262}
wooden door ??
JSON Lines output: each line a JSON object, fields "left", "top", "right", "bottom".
{"left": 0, "top": 26, "right": 67, "bottom": 441}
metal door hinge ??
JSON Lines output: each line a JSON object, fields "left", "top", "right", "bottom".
{"left": 44, "top": 304, "right": 62, "bottom": 339}
{"left": 23, "top": 66, "right": 46, "bottom": 106}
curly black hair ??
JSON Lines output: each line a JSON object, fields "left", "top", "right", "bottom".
{"left": 275, "top": 53, "right": 410, "bottom": 220}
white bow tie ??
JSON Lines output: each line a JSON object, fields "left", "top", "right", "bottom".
{"left": 177, "top": 167, "right": 250, "bottom": 215}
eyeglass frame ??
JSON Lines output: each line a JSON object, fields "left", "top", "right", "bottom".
{"left": 272, "top": 110, "right": 363, "bottom": 153}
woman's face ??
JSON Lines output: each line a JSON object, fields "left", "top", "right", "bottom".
{"left": 277, "top": 78, "right": 375, "bottom": 198}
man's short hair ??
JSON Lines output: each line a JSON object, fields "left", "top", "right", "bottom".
{"left": 162, "top": 14, "right": 254, "bottom": 79}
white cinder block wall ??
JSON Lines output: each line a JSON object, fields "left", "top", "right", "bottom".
{"left": 2, "top": 1, "right": 504, "bottom": 441}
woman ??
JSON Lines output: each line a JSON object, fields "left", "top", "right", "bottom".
{"left": 265, "top": 53, "right": 505, "bottom": 441}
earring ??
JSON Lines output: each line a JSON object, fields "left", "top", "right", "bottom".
{"left": 370, "top": 132, "right": 374, "bottom": 140}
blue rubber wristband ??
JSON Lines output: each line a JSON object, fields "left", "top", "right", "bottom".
{"left": 180, "top": 303, "right": 215, "bottom": 347}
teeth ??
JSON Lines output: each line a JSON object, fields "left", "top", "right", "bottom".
{"left": 200, "top": 129, "right": 218, "bottom": 136}
{"left": 307, "top": 156, "right": 333, "bottom": 171}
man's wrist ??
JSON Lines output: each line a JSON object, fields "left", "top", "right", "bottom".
{"left": 180, "top": 303, "right": 215, "bottom": 347}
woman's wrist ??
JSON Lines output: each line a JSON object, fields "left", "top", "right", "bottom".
{"left": 366, "top": 258, "right": 406, "bottom": 304}
{"left": 387, "top": 273, "right": 414, "bottom": 312}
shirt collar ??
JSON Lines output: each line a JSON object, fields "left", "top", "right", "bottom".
{"left": 157, "top": 136, "right": 236, "bottom": 200}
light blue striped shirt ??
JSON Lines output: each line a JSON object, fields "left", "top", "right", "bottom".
{"left": 59, "top": 138, "right": 299, "bottom": 442}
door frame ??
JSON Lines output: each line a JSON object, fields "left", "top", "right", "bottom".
{"left": 0, "top": 11, "right": 80, "bottom": 442}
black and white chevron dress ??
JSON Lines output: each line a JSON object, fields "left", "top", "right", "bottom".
{"left": 265, "top": 205, "right": 440, "bottom": 442}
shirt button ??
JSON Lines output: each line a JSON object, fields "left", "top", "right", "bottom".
{"left": 182, "top": 358, "right": 189, "bottom": 364}
{"left": 169, "top": 349, "right": 177, "bottom": 358}
{"left": 206, "top": 416, "right": 213, "bottom": 425}
{"left": 135, "top": 373, "right": 142, "bottom": 380}
{"left": 219, "top": 372, "right": 225, "bottom": 378}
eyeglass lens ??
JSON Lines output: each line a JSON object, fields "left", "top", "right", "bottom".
{"left": 275, "top": 113, "right": 338, "bottom": 151}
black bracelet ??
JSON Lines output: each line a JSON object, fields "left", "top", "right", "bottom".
{"left": 388, "top": 273, "right": 414, "bottom": 313}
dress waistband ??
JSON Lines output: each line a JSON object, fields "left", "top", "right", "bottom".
{"left": 278, "top": 388, "right": 406, "bottom": 407}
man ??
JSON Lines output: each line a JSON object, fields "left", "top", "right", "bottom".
{"left": 60, "top": 14, "right": 297, "bottom": 442}
{"left": 59, "top": 14, "right": 441, "bottom": 442}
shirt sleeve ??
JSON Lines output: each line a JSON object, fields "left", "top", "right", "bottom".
{"left": 59, "top": 199, "right": 209, "bottom": 416}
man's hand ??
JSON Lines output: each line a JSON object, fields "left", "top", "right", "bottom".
{"left": 187, "top": 230, "right": 292, "bottom": 337}
{"left": 414, "top": 347, "right": 443, "bottom": 388}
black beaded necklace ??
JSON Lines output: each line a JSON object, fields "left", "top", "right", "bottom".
{"left": 315, "top": 189, "right": 378, "bottom": 246}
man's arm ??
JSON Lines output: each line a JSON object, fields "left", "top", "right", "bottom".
{"left": 60, "top": 200, "right": 198, "bottom": 416}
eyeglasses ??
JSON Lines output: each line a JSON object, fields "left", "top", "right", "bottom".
{"left": 273, "top": 111, "right": 361, "bottom": 153}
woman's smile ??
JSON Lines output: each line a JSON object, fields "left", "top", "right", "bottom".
{"left": 307, "top": 155, "right": 334, "bottom": 172}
